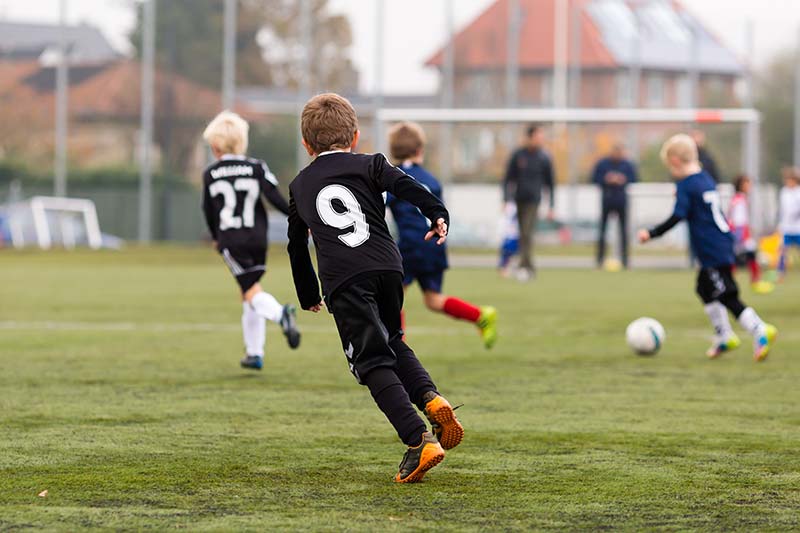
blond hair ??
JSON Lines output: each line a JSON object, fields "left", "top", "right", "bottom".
{"left": 203, "top": 111, "right": 249, "bottom": 155}
{"left": 388, "top": 122, "right": 426, "bottom": 162}
{"left": 301, "top": 93, "right": 359, "bottom": 154}
{"left": 660, "top": 134, "right": 698, "bottom": 166}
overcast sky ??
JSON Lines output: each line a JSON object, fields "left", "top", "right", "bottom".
{"left": 1, "top": 0, "right": 799, "bottom": 94}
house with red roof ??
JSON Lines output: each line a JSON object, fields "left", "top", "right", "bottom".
{"left": 426, "top": 0, "right": 744, "bottom": 109}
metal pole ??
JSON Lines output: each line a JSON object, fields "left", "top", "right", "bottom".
{"left": 742, "top": 19, "right": 754, "bottom": 172}
{"left": 552, "top": 0, "right": 568, "bottom": 110}
{"left": 138, "top": 0, "right": 156, "bottom": 243}
{"left": 567, "top": 0, "right": 582, "bottom": 231}
{"left": 222, "top": 0, "right": 237, "bottom": 110}
{"left": 505, "top": 0, "right": 520, "bottom": 108}
{"left": 746, "top": 117, "right": 763, "bottom": 232}
{"left": 296, "top": 0, "right": 312, "bottom": 172}
{"left": 794, "top": 26, "right": 800, "bottom": 167}
{"left": 54, "top": 0, "right": 69, "bottom": 197}
{"left": 439, "top": 0, "right": 455, "bottom": 182}
{"left": 373, "top": 0, "right": 385, "bottom": 154}
{"left": 628, "top": 8, "right": 641, "bottom": 161}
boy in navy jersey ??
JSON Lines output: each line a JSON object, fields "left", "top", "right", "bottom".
{"left": 638, "top": 134, "right": 777, "bottom": 361}
{"left": 287, "top": 94, "right": 463, "bottom": 483}
{"left": 385, "top": 122, "right": 497, "bottom": 348}
{"left": 202, "top": 111, "right": 301, "bottom": 371}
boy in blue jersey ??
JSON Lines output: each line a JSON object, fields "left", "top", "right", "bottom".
{"left": 638, "top": 134, "right": 777, "bottom": 362}
{"left": 385, "top": 122, "right": 498, "bottom": 349}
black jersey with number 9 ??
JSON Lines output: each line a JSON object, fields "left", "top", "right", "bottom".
{"left": 287, "top": 152, "right": 449, "bottom": 308}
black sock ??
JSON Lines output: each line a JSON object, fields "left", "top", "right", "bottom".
{"left": 390, "top": 339, "right": 437, "bottom": 411}
{"left": 719, "top": 293, "right": 746, "bottom": 318}
{"left": 363, "top": 367, "right": 427, "bottom": 446}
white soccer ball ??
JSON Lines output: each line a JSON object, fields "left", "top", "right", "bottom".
{"left": 626, "top": 317, "right": 666, "bottom": 356}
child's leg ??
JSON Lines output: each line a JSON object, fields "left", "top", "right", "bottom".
{"left": 363, "top": 367, "right": 428, "bottom": 446}
{"left": 241, "top": 302, "right": 265, "bottom": 356}
{"left": 418, "top": 272, "right": 481, "bottom": 323}
{"left": 389, "top": 337, "right": 437, "bottom": 410}
{"left": 746, "top": 251, "right": 761, "bottom": 283}
{"left": 703, "top": 300, "right": 734, "bottom": 341}
{"left": 244, "top": 282, "right": 283, "bottom": 323}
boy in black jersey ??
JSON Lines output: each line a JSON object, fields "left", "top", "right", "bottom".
{"left": 287, "top": 93, "right": 463, "bottom": 483}
{"left": 202, "top": 111, "right": 301, "bottom": 371}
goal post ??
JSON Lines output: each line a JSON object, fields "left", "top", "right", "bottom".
{"left": 375, "top": 106, "right": 764, "bottom": 231}
{"left": 2, "top": 196, "right": 103, "bottom": 250}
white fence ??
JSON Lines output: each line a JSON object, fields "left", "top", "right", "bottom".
{"left": 444, "top": 183, "right": 779, "bottom": 248}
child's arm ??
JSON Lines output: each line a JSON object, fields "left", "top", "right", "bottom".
{"left": 201, "top": 177, "right": 218, "bottom": 245}
{"left": 260, "top": 163, "right": 291, "bottom": 216}
{"left": 374, "top": 156, "right": 450, "bottom": 243}
{"left": 639, "top": 183, "right": 688, "bottom": 243}
{"left": 287, "top": 192, "right": 323, "bottom": 311}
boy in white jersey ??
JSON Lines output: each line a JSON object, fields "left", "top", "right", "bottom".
{"left": 778, "top": 167, "right": 800, "bottom": 281}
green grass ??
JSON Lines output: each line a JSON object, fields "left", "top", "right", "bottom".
{"left": 1, "top": 246, "right": 798, "bottom": 531}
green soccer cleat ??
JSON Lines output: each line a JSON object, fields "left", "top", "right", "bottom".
{"left": 477, "top": 306, "right": 498, "bottom": 349}
{"left": 754, "top": 324, "right": 778, "bottom": 362}
{"left": 394, "top": 431, "right": 445, "bottom": 483}
{"left": 706, "top": 334, "right": 741, "bottom": 359}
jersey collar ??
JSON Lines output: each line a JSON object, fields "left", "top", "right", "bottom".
{"left": 220, "top": 154, "right": 246, "bottom": 160}
{"left": 317, "top": 150, "right": 350, "bottom": 157}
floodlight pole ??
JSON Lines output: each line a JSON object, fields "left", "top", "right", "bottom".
{"left": 373, "top": 0, "right": 385, "bottom": 154}
{"left": 138, "top": 0, "right": 156, "bottom": 243}
{"left": 54, "top": 0, "right": 69, "bottom": 198}
{"left": 794, "top": 26, "right": 800, "bottom": 168}
{"left": 742, "top": 20, "right": 755, "bottom": 173}
{"left": 628, "top": 8, "right": 641, "bottom": 161}
{"left": 222, "top": 0, "right": 237, "bottom": 110}
{"left": 296, "top": 0, "right": 312, "bottom": 173}
{"left": 439, "top": 0, "right": 455, "bottom": 182}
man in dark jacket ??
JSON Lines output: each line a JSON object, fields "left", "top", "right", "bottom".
{"left": 503, "top": 125, "right": 555, "bottom": 281}
{"left": 592, "top": 143, "right": 637, "bottom": 269}
{"left": 691, "top": 130, "right": 721, "bottom": 184}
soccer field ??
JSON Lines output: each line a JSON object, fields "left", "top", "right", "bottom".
{"left": 1, "top": 246, "right": 798, "bottom": 531}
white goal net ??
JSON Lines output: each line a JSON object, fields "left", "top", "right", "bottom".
{"left": 1, "top": 196, "right": 103, "bottom": 250}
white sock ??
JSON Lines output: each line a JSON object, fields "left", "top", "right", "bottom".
{"left": 704, "top": 302, "right": 734, "bottom": 341}
{"left": 250, "top": 291, "right": 284, "bottom": 323}
{"left": 738, "top": 307, "right": 766, "bottom": 338}
{"left": 242, "top": 302, "right": 265, "bottom": 357}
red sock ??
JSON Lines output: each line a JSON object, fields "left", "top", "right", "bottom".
{"left": 748, "top": 259, "right": 761, "bottom": 283}
{"left": 400, "top": 310, "right": 406, "bottom": 340}
{"left": 443, "top": 297, "right": 481, "bottom": 323}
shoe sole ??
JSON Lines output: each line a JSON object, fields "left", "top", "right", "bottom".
{"left": 394, "top": 443, "right": 445, "bottom": 483}
{"left": 426, "top": 398, "right": 464, "bottom": 450}
{"left": 754, "top": 329, "right": 778, "bottom": 362}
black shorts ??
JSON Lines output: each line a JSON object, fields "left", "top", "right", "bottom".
{"left": 220, "top": 246, "right": 266, "bottom": 292}
{"left": 696, "top": 265, "right": 739, "bottom": 304}
{"left": 328, "top": 271, "right": 404, "bottom": 384}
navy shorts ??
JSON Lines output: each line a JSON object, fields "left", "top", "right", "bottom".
{"left": 403, "top": 268, "right": 444, "bottom": 293}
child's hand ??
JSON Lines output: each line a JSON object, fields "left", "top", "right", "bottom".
{"left": 425, "top": 218, "right": 448, "bottom": 245}
{"left": 307, "top": 302, "right": 324, "bottom": 313}
{"left": 638, "top": 229, "right": 651, "bottom": 243}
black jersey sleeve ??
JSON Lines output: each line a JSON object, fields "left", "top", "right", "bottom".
{"left": 373, "top": 154, "right": 450, "bottom": 229}
{"left": 201, "top": 171, "right": 218, "bottom": 241}
{"left": 258, "top": 162, "right": 290, "bottom": 216}
{"left": 648, "top": 214, "right": 682, "bottom": 238}
{"left": 287, "top": 191, "right": 322, "bottom": 309}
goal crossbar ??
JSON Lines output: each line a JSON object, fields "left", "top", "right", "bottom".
{"left": 376, "top": 107, "right": 759, "bottom": 125}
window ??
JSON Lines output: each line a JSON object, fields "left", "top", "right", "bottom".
{"left": 540, "top": 73, "right": 553, "bottom": 107}
{"left": 616, "top": 71, "right": 634, "bottom": 107}
{"left": 676, "top": 75, "right": 692, "bottom": 108}
{"left": 646, "top": 73, "right": 665, "bottom": 107}
{"left": 463, "top": 72, "right": 498, "bottom": 106}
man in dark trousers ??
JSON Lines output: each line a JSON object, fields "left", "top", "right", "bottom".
{"left": 691, "top": 129, "right": 721, "bottom": 184}
{"left": 592, "top": 143, "right": 638, "bottom": 269}
{"left": 503, "top": 125, "right": 555, "bottom": 281}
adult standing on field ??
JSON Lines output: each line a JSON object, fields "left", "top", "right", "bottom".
{"left": 592, "top": 143, "right": 638, "bottom": 269}
{"left": 503, "top": 124, "right": 555, "bottom": 282}
{"left": 691, "top": 130, "right": 721, "bottom": 184}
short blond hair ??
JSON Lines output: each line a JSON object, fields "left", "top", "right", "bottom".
{"left": 203, "top": 111, "right": 249, "bottom": 155}
{"left": 301, "top": 93, "right": 358, "bottom": 154}
{"left": 660, "top": 134, "right": 698, "bottom": 166}
{"left": 388, "top": 122, "right": 426, "bottom": 162}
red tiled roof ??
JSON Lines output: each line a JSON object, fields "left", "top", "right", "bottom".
{"left": 0, "top": 59, "right": 221, "bottom": 121}
{"left": 426, "top": 0, "right": 617, "bottom": 70}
